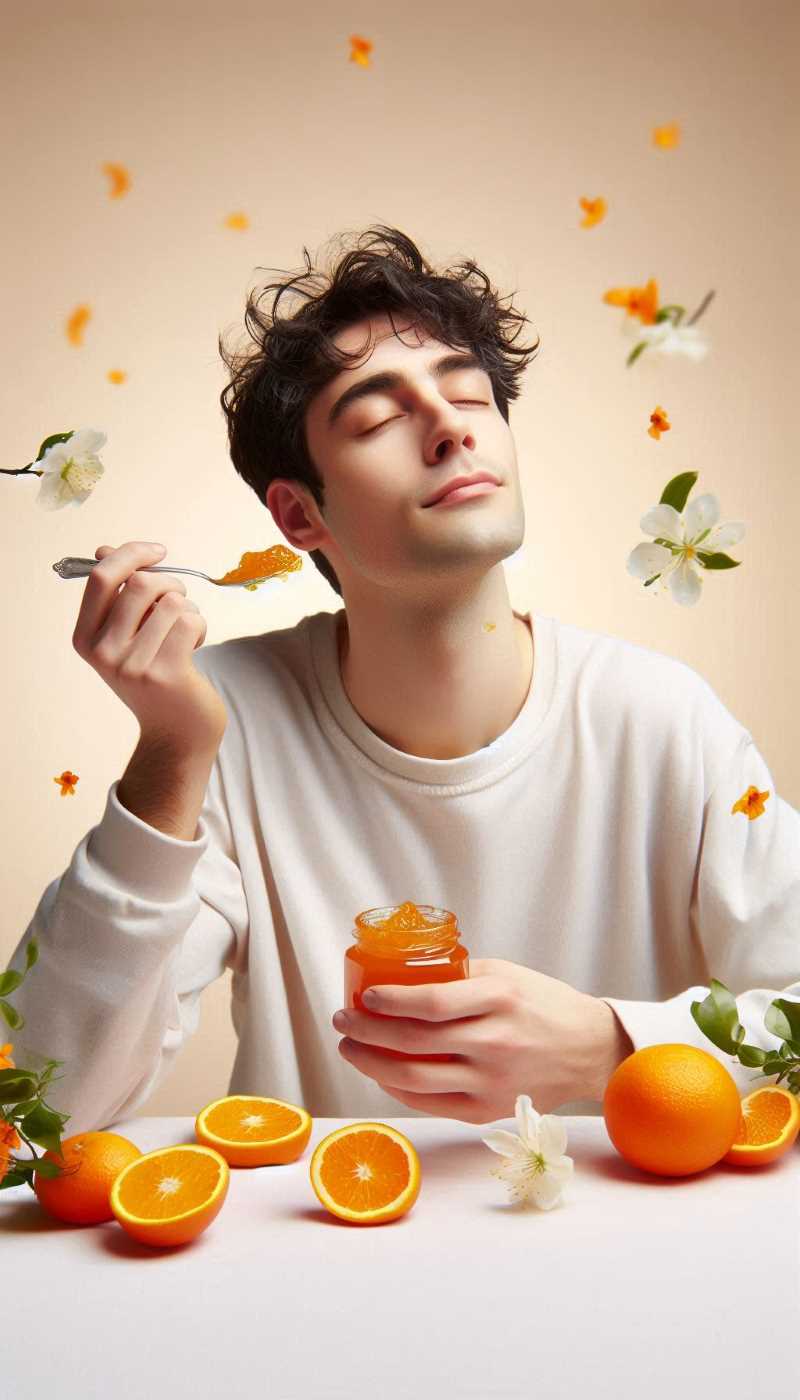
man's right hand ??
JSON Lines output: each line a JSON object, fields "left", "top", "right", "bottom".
{"left": 72, "top": 541, "right": 228, "bottom": 751}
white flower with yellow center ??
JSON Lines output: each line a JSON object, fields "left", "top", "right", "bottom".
{"left": 36, "top": 428, "right": 106, "bottom": 510}
{"left": 627, "top": 492, "right": 746, "bottom": 607}
{"left": 482, "top": 1093, "right": 574, "bottom": 1210}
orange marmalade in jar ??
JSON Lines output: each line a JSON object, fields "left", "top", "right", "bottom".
{"left": 344, "top": 901, "right": 470, "bottom": 1062}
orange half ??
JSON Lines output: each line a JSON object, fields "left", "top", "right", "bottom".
{"left": 721, "top": 1086, "right": 800, "bottom": 1167}
{"left": 195, "top": 1094, "right": 312, "bottom": 1166}
{"left": 109, "top": 1144, "right": 230, "bottom": 1247}
{"left": 310, "top": 1122, "right": 421, "bottom": 1225}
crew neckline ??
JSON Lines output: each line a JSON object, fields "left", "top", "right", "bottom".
{"left": 305, "top": 606, "right": 559, "bottom": 790}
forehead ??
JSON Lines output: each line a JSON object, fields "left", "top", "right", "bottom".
{"left": 314, "top": 312, "right": 455, "bottom": 408}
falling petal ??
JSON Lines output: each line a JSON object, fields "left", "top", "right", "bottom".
{"left": 66, "top": 305, "right": 91, "bottom": 346}
{"left": 101, "top": 162, "right": 132, "bottom": 198}
{"left": 648, "top": 406, "right": 670, "bottom": 439}
{"left": 53, "top": 771, "right": 79, "bottom": 795}
{"left": 579, "top": 196, "right": 607, "bottom": 228}
{"left": 731, "top": 786, "right": 770, "bottom": 819}
{"left": 224, "top": 212, "right": 250, "bottom": 230}
{"left": 349, "top": 35, "right": 373, "bottom": 66}
{"left": 653, "top": 122, "right": 681, "bottom": 148}
{"left": 482, "top": 621, "right": 496, "bottom": 632}
{"left": 107, "top": 369, "right": 127, "bottom": 384}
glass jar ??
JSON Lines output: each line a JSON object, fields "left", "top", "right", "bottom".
{"left": 344, "top": 902, "right": 470, "bottom": 1062}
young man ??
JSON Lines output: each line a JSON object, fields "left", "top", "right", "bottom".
{"left": 6, "top": 228, "right": 799, "bottom": 1133}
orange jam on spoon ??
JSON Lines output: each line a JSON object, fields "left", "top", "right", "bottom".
{"left": 344, "top": 901, "right": 470, "bottom": 1062}
{"left": 215, "top": 544, "right": 303, "bottom": 591}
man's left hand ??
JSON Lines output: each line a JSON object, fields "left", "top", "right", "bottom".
{"left": 332, "top": 958, "right": 633, "bottom": 1123}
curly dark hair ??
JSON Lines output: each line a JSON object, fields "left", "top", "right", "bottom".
{"left": 217, "top": 225, "right": 541, "bottom": 599}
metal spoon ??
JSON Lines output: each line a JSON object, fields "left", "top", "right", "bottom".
{"left": 52, "top": 557, "right": 277, "bottom": 588}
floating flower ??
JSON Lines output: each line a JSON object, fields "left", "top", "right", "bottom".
{"left": 482, "top": 1093, "right": 574, "bottom": 1210}
{"left": 653, "top": 122, "right": 681, "bottom": 148}
{"left": 2, "top": 428, "right": 106, "bottom": 508}
{"left": 648, "top": 406, "right": 670, "bottom": 439}
{"left": 579, "top": 196, "right": 607, "bottom": 228}
{"left": 349, "top": 35, "right": 373, "bottom": 67}
{"left": 626, "top": 478, "right": 745, "bottom": 607}
{"left": 223, "top": 212, "right": 250, "bottom": 230}
{"left": 732, "top": 786, "right": 770, "bottom": 820}
{"left": 66, "top": 305, "right": 91, "bottom": 346}
{"left": 605, "top": 279, "right": 715, "bottom": 366}
{"left": 53, "top": 771, "right": 80, "bottom": 796}
{"left": 37, "top": 429, "right": 106, "bottom": 509}
{"left": 603, "top": 278, "right": 659, "bottom": 324}
{"left": 101, "top": 162, "right": 131, "bottom": 198}
{"left": 621, "top": 315, "right": 709, "bottom": 363}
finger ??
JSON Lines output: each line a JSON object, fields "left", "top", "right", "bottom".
{"left": 74, "top": 542, "right": 168, "bottom": 649}
{"left": 361, "top": 975, "right": 508, "bottom": 1022}
{"left": 123, "top": 596, "right": 206, "bottom": 673}
{"left": 337, "top": 1009, "right": 455, "bottom": 1055}
{"left": 371, "top": 1084, "right": 480, "bottom": 1122}
{"left": 338, "top": 1038, "right": 474, "bottom": 1094}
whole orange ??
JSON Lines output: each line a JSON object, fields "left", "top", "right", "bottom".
{"left": 603, "top": 1044, "right": 741, "bottom": 1177}
{"left": 33, "top": 1131, "right": 143, "bottom": 1224}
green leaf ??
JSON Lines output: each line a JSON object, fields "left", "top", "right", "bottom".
{"left": 0, "top": 999, "right": 23, "bottom": 1030}
{"left": 737, "top": 1044, "right": 768, "bottom": 1067}
{"left": 19, "top": 1100, "right": 71, "bottom": 1155}
{"left": 0, "top": 1070, "right": 38, "bottom": 1103}
{"left": 660, "top": 472, "right": 698, "bottom": 514}
{"left": 690, "top": 978, "right": 743, "bottom": 1053}
{"left": 626, "top": 342, "right": 649, "bottom": 367}
{"left": 761, "top": 1053, "right": 790, "bottom": 1076}
{"left": 766, "top": 999, "right": 800, "bottom": 1042}
{"left": 29, "top": 1155, "right": 67, "bottom": 1179}
{"left": 0, "top": 1165, "right": 36, "bottom": 1190}
{"left": 694, "top": 552, "right": 742, "bottom": 570}
{"left": 25, "top": 938, "right": 39, "bottom": 971}
{"left": 0, "top": 970, "right": 23, "bottom": 997}
{"left": 34, "top": 431, "right": 75, "bottom": 463}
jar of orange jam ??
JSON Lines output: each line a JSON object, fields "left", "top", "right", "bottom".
{"left": 344, "top": 901, "right": 470, "bottom": 1062}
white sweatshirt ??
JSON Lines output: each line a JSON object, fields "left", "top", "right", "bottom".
{"left": 6, "top": 606, "right": 800, "bottom": 1134}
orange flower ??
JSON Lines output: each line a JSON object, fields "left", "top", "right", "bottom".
{"left": 107, "top": 369, "right": 127, "bottom": 384}
{"left": 731, "top": 786, "right": 770, "bottom": 820}
{"left": 0, "top": 1042, "right": 15, "bottom": 1070}
{"left": 223, "top": 212, "right": 250, "bottom": 230}
{"left": 66, "top": 305, "right": 91, "bottom": 346}
{"left": 579, "top": 196, "right": 607, "bottom": 228}
{"left": 0, "top": 1117, "right": 22, "bottom": 1186}
{"left": 648, "top": 406, "right": 671, "bottom": 439}
{"left": 652, "top": 122, "right": 681, "bottom": 148}
{"left": 603, "top": 278, "right": 659, "bottom": 324}
{"left": 53, "top": 770, "right": 79, "bottom": 796}
{"left": 101, "top": 162, "right": 132, "bottom": 198}
{"left": 349, "top": 34, "right": 373, "bottom": 67}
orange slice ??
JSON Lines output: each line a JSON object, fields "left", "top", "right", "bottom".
{"left": 195, "top": 1094, "right": 312, "bottom": 1166}
{"left": 310, "top": 1122, "right": 421, "bottom": 1225}
{"left": 721, "top": 1086, "right": 800, "bottom": 1167}
{"left": 109, "top": 1144, "right": 229, "bottom": 1247}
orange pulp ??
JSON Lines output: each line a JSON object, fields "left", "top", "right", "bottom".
{"left": 216, "top": 544, "right": 303, "bottom": 591}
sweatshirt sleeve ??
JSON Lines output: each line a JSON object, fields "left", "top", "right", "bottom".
{"left": 3, "top": 754, "right": 249, "bottom": 1136}
{"left": 601, "top": 730, "right": 800, "bottom": 1098}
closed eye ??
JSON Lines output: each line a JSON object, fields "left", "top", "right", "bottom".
{"left": 357, "top": 402, "right": 488, "bottom": 437}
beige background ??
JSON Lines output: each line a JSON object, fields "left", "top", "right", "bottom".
{"left": 2, "top": 0, "right": 797, "bottom": 1117}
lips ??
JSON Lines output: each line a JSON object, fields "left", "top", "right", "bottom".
{"left": 422, "top": 473, "right": 500, "bottom": 507}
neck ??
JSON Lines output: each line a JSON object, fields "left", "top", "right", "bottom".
{"left": 336, "top": 574, "right": 534, "bottom": 759}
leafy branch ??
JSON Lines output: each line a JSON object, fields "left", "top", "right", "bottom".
{"left": 690, "top": 978, "right": 800, "bottom": 1095}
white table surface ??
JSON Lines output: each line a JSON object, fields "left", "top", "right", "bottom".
{"left": 2, "top": 1113, "right": 798, "bottom": 1399}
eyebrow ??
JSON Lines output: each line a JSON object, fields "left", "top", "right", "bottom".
{"left": 326, "top": 351, "right": 487, "bottom": 428}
